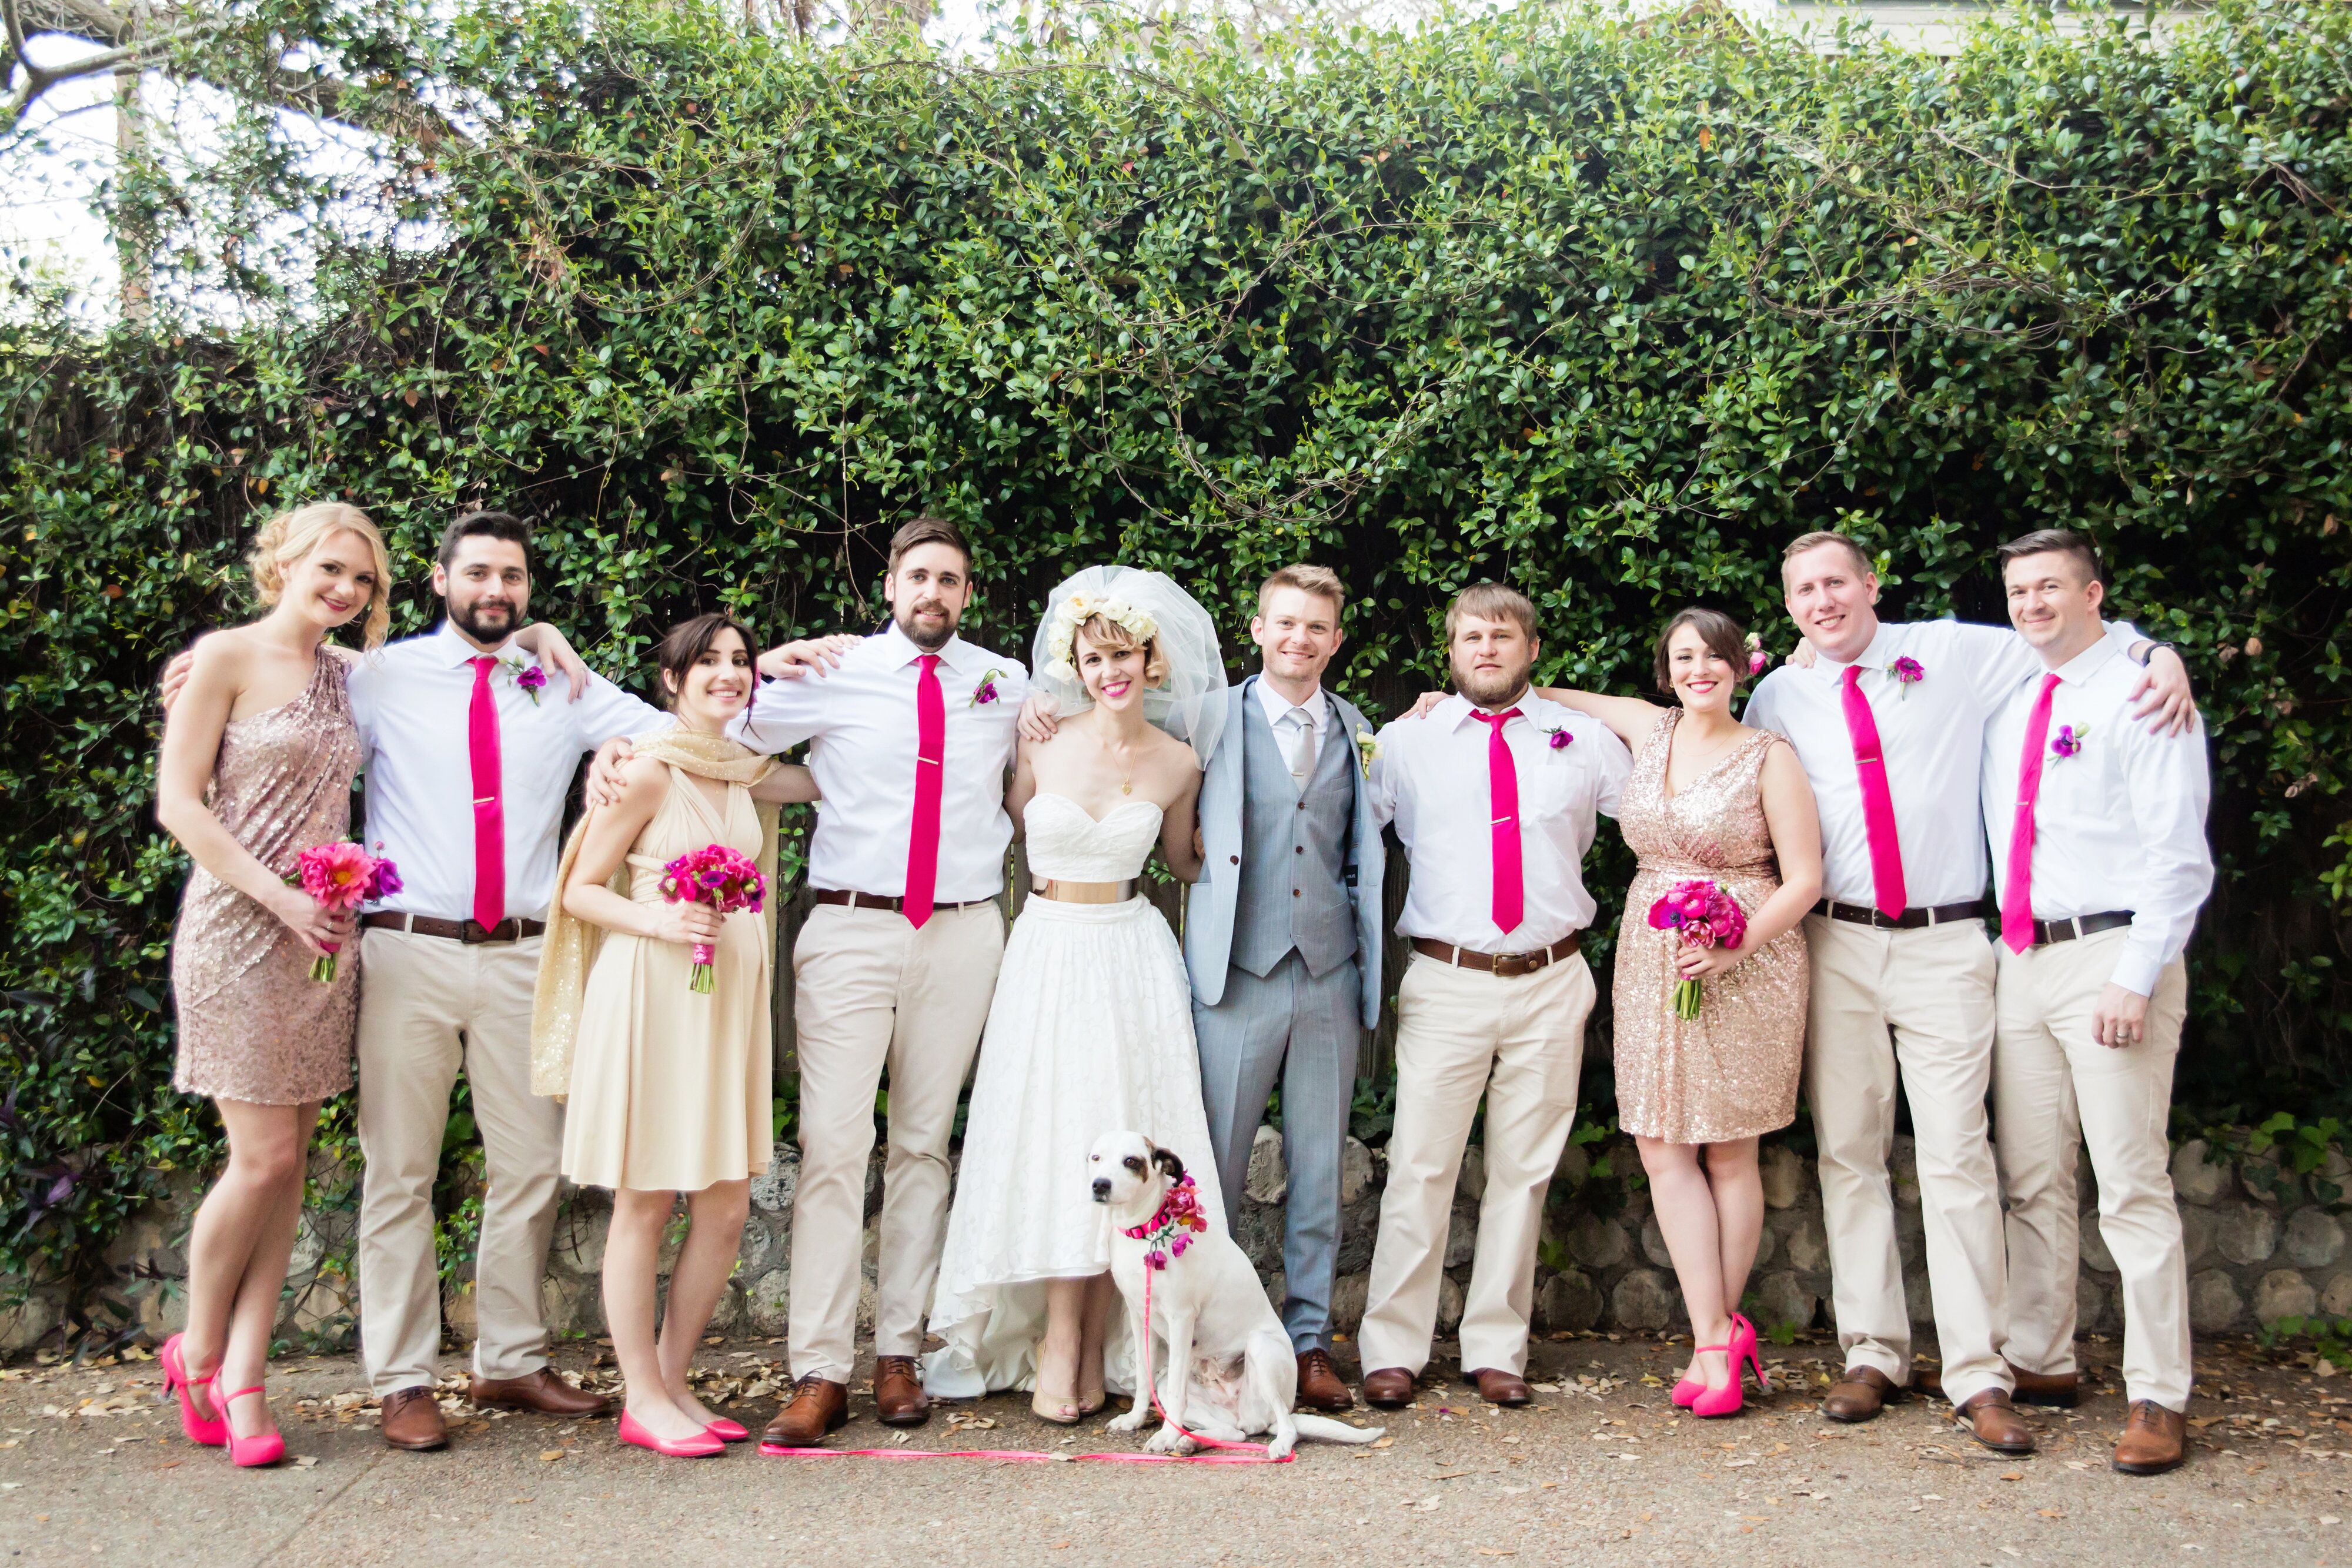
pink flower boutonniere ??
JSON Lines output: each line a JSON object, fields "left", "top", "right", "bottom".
{"left": 1888, "top": 656, "right": 1925, "bottom": 698}
{"left": 970, "top": 668, "right": 1006, "bottom": 707}
{"left": 497, "top": 650, "right": 547, "bottom": 705}
{"left": 1745, "top": 632, "right": 1770, "bottom": 676}
{"left": 1544, "top": 725, "right": 1572, "bottom": 750}
{"left": 2051, "top": 724, "right": 2087, "bottom": 759}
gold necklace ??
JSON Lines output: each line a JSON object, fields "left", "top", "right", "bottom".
{"left": 1098, "top": 728, "right": 1137, "bottom": 794}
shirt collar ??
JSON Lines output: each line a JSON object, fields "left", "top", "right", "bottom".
{"left": 1253, "top": 676, "right": 1328, "bottom": 731}
{"left": 1443, "top": 693, "right": 1531, "bottom": 732}
{"left": 1818, "top": 619, "right": 1896, "bottom": 681}
{"left": 2050, "top": 634, "right": 2121, "bottom": 686}
{"left": 878, "top": 621, "right": 974, "bottom": 674}
{"left": 435, "top": 620, "right": 518, "bottom": 667}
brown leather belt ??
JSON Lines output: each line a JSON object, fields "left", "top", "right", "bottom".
{"left": 2030, "top": 910, "right": 2134, "bottom": 947}
{"left": 1411, "top": 933, "right": 1581, "bottom": 978}
{"left": 813, "top": 889, "right": 997, "bottom": 914}
{"left": 1816, "top": 898, "right": 1990, "bottom": 930}
{"left": 360, "top": 912, "right": 546, "bottom": 944}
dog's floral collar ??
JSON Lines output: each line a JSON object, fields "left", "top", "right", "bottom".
{"left": 1121, "top": 1172, "right": 1210, "bottom": 1270}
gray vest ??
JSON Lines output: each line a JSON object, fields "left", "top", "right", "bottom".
{"left": 1230, "top": 686, "right": 1359, "bottom": 979}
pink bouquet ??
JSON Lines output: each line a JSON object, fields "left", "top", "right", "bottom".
{"left": 1646, "top": 878, "right": 1748, "bottom": 1020}
{"left": 287, "top": 841, "right": 400, "bottom": 982}
{"left": 660, "top": 844, "right": 766, "bottom": 993}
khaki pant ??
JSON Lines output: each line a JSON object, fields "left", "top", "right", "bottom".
{"left": 1358, "top": 950, "right": 1596, "bottom": 1378}
{"left": 789, "top": 902, "right": 1004, "bottom": 1383}
{"left": 1994, "top": 931, "right": 2192, "bottom": 1412}
{"left": 357, "top": 930, "right": 562, "bottom": 1396}
{"left": 1803, "top": 914, "right": 2012, "bottom": 1406}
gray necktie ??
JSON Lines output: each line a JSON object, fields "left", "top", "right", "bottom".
{"left": 1279, "top": 708, "right": 1315, "bottom": 792}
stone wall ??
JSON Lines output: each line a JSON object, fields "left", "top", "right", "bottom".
{"left": 6, "top": 1129, "right": 2347, "bottom": 1355}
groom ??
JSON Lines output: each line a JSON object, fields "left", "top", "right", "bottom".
{"left": 1189, "top": 566, "right": 1387, "bottom": 1412}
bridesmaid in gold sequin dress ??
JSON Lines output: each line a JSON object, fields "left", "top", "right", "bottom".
{"left": 155, "top": 503, "right": 392, "bottom": 1467}
{"left": 1526, "top": 608, "right": 1822, "bottom": 1416}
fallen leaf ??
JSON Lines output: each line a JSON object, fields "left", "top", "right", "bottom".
{"left": 2000, "top": 1471, "right": 2023, "bottom": 1482}
{"left": 1402, "top": 1496, "right": 1441, "bottom": 1512}
{"left": 539, "top": 1449, "right": 566, "bottom": 1462}
{"left": 2039, "top": 1509, "right": 2064, "bottom": 1520}
{"left": 292, "top": 1455, "right": 319, "bottom": 1469}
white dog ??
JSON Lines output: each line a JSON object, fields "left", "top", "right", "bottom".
{"left": 1090, "top": 1131, "right": 1387, "bottom": 1459}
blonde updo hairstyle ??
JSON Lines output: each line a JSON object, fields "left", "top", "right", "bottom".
{"left": 1072, "top": 611, "right": 1170, "bottom": 690}
{"left": 248, "top": 502, "right": 393, "bottom": 650}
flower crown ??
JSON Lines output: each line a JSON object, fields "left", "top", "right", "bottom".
{"left": 1045, "top": 590, "right": 1160, "bottom": 681}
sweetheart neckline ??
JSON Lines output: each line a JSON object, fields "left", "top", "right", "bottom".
{"left": 1027, "top": 791, "right": 1163, "bottom": 827}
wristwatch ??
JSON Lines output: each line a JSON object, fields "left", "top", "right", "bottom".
{"left": 2132, "top": 639, "right": 2176, "bottom": 666}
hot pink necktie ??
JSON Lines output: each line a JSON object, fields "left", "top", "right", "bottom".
{"left": 466, "top": 657, "right": 506, "bottom": 933}
{"left": 1839, "top": 665, "right": 1907, "bottom": 920}
{"left": 904, "top": 653, "right": 945, "bottom": 929}
{"left": 1472, "top": 709, "right": 1524, "bottom": 936}
{"left": 2001, "top": 672, "right": 2063, "bottom": 954}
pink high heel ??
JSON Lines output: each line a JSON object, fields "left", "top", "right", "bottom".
{"left": 218, "top": 1386, "right": 288, "bottom": 1467}
{"left": 1729, "top": 1313, "right": 1772, "bottom": 1394}
{"left": 1689, "top": 1316, "right": 1773, "bottom": 1419}
{"left": 704, "top": 1417, "right": 750, "bottom": 1443}
{"left": 619, "top": 1410, "right": 724, "bottom": 1458}
{"left": 158, "top": 1333, "right": 227, "bottom": 1446}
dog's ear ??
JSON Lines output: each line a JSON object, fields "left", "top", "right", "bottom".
{"left": 1151, "top": 1145, "right": 1185, "bottom": 1182}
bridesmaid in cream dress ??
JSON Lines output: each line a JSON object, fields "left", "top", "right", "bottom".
{"left": 1522, "top": 609, "right": 1822, "bottom": 1415}
{"left": 532, "top": 614, "right": 817, "bottom": 1457}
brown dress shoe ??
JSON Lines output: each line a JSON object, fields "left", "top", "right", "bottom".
{"left": 1822, "top": 1365, "right": 1899, "bottom": 1423}
{"left": 1295, "top": 1350, "right": 1354, "bottom": 1412}
{"left": 379, "top": 1385, "right": 447, "bottom": 1451}
{"left": 2112, "top": 1400, "right": 2187, "bottom": 1475}
{"left": 1361, "top": 1367, "right": 1416, "bottom": 1409}
{"left": 469, "top": 1367, "right": 611, "bottom": 1417}
{"left": 1955, "top": 1388, "right": 2037, "bottom": 1455}
{"left": 2004, "top": 1361, "right": 2081, "bottom": 1408}
{"left": 873, "top": 1356, "right": 930, "bottom": 1427}
{"left": 761, "top": 1375, "right": 850, "bottom": 1448}
{"left": 1466, "top": 1368, "right": 1533, "bottom": 1406}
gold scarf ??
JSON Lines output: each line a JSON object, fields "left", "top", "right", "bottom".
{"left": 529, "top": 729, "right": 780, "bottom": 1099}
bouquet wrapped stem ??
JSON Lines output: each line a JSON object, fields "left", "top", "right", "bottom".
{"left": 1647, "top": 879, "right": 1748, "bottom": 1021}
{"left": 662, "top": 844, "right": 767, "bottom": 992}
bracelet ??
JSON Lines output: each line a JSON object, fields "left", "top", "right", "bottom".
{"left": 2133, "top": 638, "right": 2175, "bottom": 667}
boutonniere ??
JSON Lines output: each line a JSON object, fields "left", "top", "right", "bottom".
{"left": 1542, "top": 724, "right": 1572, "bottom": 750}
{"left": 1887, "top": 656, "right": 1925, "bottom": 698}
{"left": 970, "top": 668, "right": 1007, "bottom": 707}
{"left": 1745, "top": 632, "right": 1771, "bottom": 676}
{"left": 2050, "top": 723, "right": 2087, "bottom": 760}
{"left": 497, "top": 650, "right": 547, "bottom": 705}
{"left": 1353, "top": 728, "right": 1380, "bottom": 778}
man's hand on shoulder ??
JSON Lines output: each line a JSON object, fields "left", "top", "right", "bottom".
{"left": 2127, "top": 645, "right": 2198, "bottom": 737}
{"left": 585, "top": 737, "right": 636, "bottom": 808}
{"left": 157, "top": 642, "right": 204, "bottom": 712}
{"left": 757, "top": 633, "right": 860, "bottom": 682}
{"left": 1017, "top": 693, "right": 1061, "bottom": 744}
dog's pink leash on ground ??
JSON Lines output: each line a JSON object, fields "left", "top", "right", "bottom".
{"left": 762, "top": 1269, "right": 1297, "bottom": 1465}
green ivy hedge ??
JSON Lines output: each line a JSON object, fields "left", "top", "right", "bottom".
{"left": 5, "top": 0, "right": 2350, "bottom": 1326}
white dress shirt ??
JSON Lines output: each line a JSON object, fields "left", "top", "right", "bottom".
{"left": 1742, "top": 618, "right": 2141, "bottom": 909}
{"left": 1368, "top": 693, "right": 1631, "bottom": 951}
{"left": 1254, "top": 678, "right": 1329, "bottom": 785}
{"left": 1980, "top": 637, "right": 2212, "bottom": 997}
{"left": 352, "top": 622, "right": 670, "bottom": 924}
{"left": 734, "top": 625, "right": 1029, "bottom": 902}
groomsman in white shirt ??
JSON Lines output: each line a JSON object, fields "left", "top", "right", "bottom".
{"left": 734, "top": 516, "right": 1029, "bottom": 1447}
{"left": 1356, "top": 582, "right": 1632, "bottom": 1409}
{"left": 1743, "top": 531, "right": 2195, "bottom": 1453}
{"left": 345, "top": 513, "right": 659, "bottom": 1446}
{"left": 1982, "top": 529, "right": 2211, "bottom": 1476}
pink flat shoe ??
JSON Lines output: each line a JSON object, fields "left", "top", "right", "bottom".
{"left": 159, "top": 1333, "right": 227, "bottom": 1446}
{"left": 704, "top": 1417, "right": 750, "bottom": 1443}
{"left": 219, "top": 1386, "right": 288, "bottom": 1467}
{"left": 619, "top": 1410, "right": 723, "bottom": 1458}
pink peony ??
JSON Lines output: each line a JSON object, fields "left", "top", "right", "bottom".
{"left": 298, "top": 841, "right": 378, "bottom": 912}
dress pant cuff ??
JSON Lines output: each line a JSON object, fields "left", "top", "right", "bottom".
{"left": 1290, "top": 1330, "right": 1330, "bottom": 1355}
{"left": 1940, "top": 1366, "right": 2012, "bottom": 1409}
{"left": 476, "top": 1353, "right": 550, "bottom": 1382}
{"left": 1842, "top": 1346, "right": 1908, "bottom": 1386}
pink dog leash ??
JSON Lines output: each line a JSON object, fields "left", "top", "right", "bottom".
{"left": 761, "top": 1266, "right": 1295, "bottom": 1465}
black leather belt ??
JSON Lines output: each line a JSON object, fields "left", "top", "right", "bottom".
{"left": 1815, "top": 898, "right": 1989, "bottom": 930}
{"left": 2030, "top": 911, "right": 2135, "bottom": 947}
{"left": 813, "top": 889, "right": 997, "bottom": 914}
{"left": 360, "top": 912, "right": 546, "bottom": 943}
{"left": 1412, "top": 933, "right": 1581, "bottom": 978}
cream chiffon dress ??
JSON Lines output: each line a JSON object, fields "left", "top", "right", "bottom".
{"left": 560, "top": 768, "right": 773, "bottom": 1192}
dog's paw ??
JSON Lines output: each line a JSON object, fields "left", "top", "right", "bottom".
{"left": 1144, "top": 1423, "right": 1195, "bottom": 1456}
{"left": 1106, "top": 1407, "right": 1150, "bottom": 1434}
{"left": 1266, "top": 1433, "right": 1297, "bottom": 1460}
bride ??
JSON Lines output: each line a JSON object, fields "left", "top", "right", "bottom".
{"left": 924, "top": 567, "right": 1229, "bottom": 1422}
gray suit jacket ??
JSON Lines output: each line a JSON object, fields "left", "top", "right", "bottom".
{"left": 1185, "top": 677, "right": 1387, "bottom": 1029}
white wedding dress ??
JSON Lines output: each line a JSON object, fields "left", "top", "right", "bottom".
{"left": 924, "top": 792, "right": 1228, "bottom": 1399}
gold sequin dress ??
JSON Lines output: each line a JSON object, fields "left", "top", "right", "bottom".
{"left": 170, "top": 647, "right": 362, "bottom": 1104}
{"left": 1611, "top": 710, "right": 1807, "bottom": 1145}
